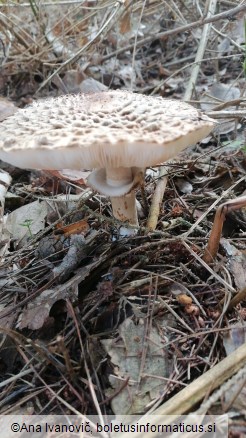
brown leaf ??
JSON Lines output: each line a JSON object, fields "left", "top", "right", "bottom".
{"left": 18, "top": 285, "right": 77, "bottom": 330}
{"left": 17, "top": 289, "right": 60, "bottom": 330}
{"left": 119, "top": 10, "right": 131, "bottom": 34}
{"left": 55, "top": 219, "right": 89, "bottom": 237}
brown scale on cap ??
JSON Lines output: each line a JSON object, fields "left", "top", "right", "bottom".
{"left": 0, "top": 90, "right": 215, "bottom": 233}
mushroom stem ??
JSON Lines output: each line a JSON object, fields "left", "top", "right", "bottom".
{"left": 106, "top": 167, "right": 133, "bottom": 188}
{"left": 87, "top": 167, "right": 144, "bottom": 234}
{"left": 106, "top": 167, "right": 139, "bottom": 227}
{"left": 110, "top": 192, "right": 139, "bottom": 225}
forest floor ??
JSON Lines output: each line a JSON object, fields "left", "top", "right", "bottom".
{"left": 0, "top": 1, "right": 246, "bottom": 436}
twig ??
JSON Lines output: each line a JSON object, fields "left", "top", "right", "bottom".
{"left": 225, "top": 286, "right": 246, "bottom": 311}
{"left": 36, "top": 0, "right": 126, "bottom": 93}
{"left": 183, "top": 175, "right": 246, "bottom": 238}
{"left": 0, "top": 275, "right": 58, "bottom": 320}
{"left": 182, "top": 239, "right": 235, "bottom": 293}
{"left": 184, "top": 0, "right": 218, "bottom": 101}
{"left": 206, "top": 110, "right": 246, "bottom": 118}
{"left": 203, "top": 196, "right": 246, "bottom": 264}
{"left": 100, "top": 4, "right": 246, "bottom": 63}
{"left": 120, "top": 343, "right": 246, "bottom": 438}
{"left": 0, "top": 12, "right": 36, "bottom": 51}
{"left": 196, "top": 363, "right": 246, "bottom": 414}
{"left": 130, "top": 0, "right": 147, "bottom": 90}
{"left": 0, "top": 369, "right": 33, "bottom": 389}
{"left": 147, "top": 167, "right": 169, "bottom": 231}
{"left": 159, "top": 298, "right": 195, "bottom": 334}
{"left": 150, "top": 53, "right": 242, "bottom": 95}
{"left": 152, "top": 342, "right": 246, "bottom": 415}
{"left": 67, "top": 300, "right": 106, "bottom": 429}
{"left": 211, "top": 98, "right": 246, "bottom": 111}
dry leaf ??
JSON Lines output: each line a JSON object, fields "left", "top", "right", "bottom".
{"left": 101, "top": 317, "right": 170, "bottom": 415}
{"left": 222, "top": 322, "right": 246, "bottom": 414}
{"left": 223, "top": 323, "right": 246, "bottom": 356}
{"left": 201, "top": 83, "right": 241, "bottom": 135}
{"left": 18, "top": 287, "right": 77, "bottom": 331}
{"left": 120, "top": 11, "right": 131, "bottom": 34}
{"left": 221, "top": 239, "right": 246, "bottom": 290}
{"left": 5, "top": 200, "right": 48, "bottom": 247}
{"left": 55, "top": 219, "right": 89, "bottom": 237}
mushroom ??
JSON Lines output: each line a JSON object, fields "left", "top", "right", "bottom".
{"left": 0, "top": 90, "right": 215, "bottom": 233}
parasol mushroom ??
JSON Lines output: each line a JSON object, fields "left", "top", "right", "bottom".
{"left": 0, "top": 90, "right": 215, "bottom": 233}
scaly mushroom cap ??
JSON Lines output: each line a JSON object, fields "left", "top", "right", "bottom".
{"left": 0, "top": 90, "right": 215, "bottom": 170}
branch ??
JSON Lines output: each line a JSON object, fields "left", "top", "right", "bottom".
{"left": 101, "top": 3, "right": 246, "bottom": 63}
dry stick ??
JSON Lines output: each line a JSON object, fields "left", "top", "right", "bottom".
{"left": 206, "top": 109, "right": 246, "bottom": 118}
{"left": 101, "top": 3, "right": 246, "bottom": 64}
{"left": 35, "top": 3, "right": 246, "bottom": 91}
{"left": 151, "top": 53, "right": 241, "bottom": 96}
{"left": 130, "top": 0, "right": 147, "bottom": 90}
{"left": 36, "top": 0, "right": 125, "bottom": 93}
{"left": 183, "top": 175, "right": 246, "bottom": 238}
{"left": 212, "top": 98, "right": 246, "bottom": 111}
{"left": 15, "top": 350, "right": 102, "bottom": 435}
{"left": 203, "top": 195, "right": 246, "bottom": 265}
{"left": 119, "top": 343, "right": 246, "bottom": 438}
{"left": 147, "top": 166, "right": 169, "bottom": 231}
{"left": 0, "top": 369, "right": 33, "bottom": 389}
{"left": 196, "top": 363, "right": 246, "bottom": 414}
{"left": 152, "top": 342, "right": 246, "bottom": 415}
{"left": 225, "top": 286, "right": 246, "bottom": 311}
{"left": 182, "top": 239, "right": 235, "bottom": 293}
{"left": 212, "top": 23, "right": 243, "bottom": 52}
{"left": 0, "top": 12, "right": 37, "bottom": 51}
{"left": 66, "top": 300, "right": 105, "bottom": 430}
{"left": 184, "top": 0, "right": 218, "bottom": 101}
{"left": 216, "top": 284, "right": 246, "bottom": 316}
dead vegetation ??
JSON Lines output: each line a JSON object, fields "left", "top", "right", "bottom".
{"left": 0, "top": 0, "right": 246, "bottom": 435}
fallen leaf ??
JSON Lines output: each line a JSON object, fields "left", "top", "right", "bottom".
{"left": 101, "top": 317, "right": 170, "bottom": 415}
{"left": 5, "top": 200, "right": 48, "bottom": 247}
{"left": 55, "top": 219, "right": 89, "bottom": 237}
{"left": 18, "top": 287, "right": 76, "bottom": 331}
{"left": 222, "top": 322, "right": 246, "bottom": 414}
{"left": 201, "top": 83, "right": 241, "bottom": 135}
{"left": 221, "top": 239, "right": 246, "bottom": 290}
{"left": 119, "top": 6, "right": 131, "bottom": 34}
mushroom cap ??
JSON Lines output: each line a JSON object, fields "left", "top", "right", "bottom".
{"left": 0, "top": 90, "right": 215, "bottom": 170}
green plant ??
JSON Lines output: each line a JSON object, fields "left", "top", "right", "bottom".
{"left": 20, "top": 219, "right": 33, "bottom": 237}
